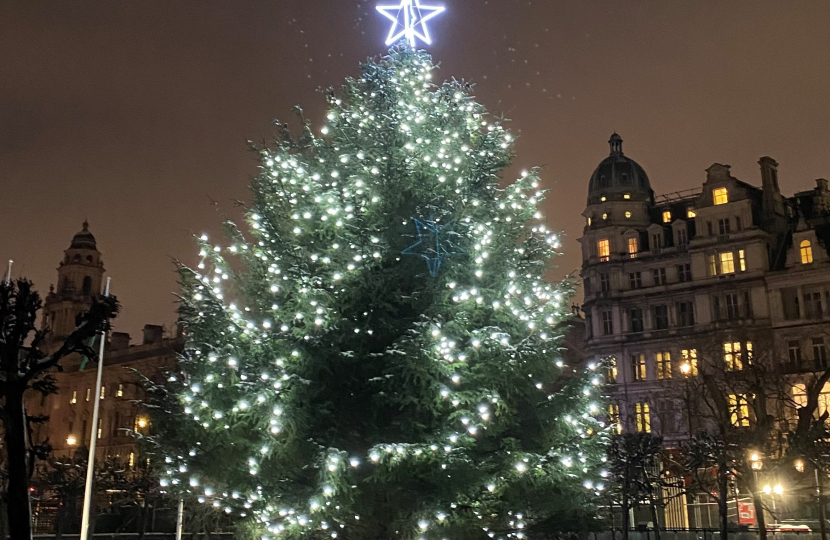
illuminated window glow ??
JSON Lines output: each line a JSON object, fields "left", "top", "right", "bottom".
{"left": 729, "top": 394, "right": 751, "bottom": 427}
{"left": 609, "top": 403, "right": 621, "bottom": 434}
{"left": 655, "top": 352, "right": 672, "bottom": 379}
{"left": 720, "top": 252, "right": 735, "bottom": 274}
{"left": 687, "top": 208, "right": 696, "bottom": 218}
{"left": 713, "top": 187, "right": 729, "bottom": 205}
{"left": 635, "top": 402, "right": 650, "bottom": 433}
{"left": 801, "top": 240, "right": 814, "bottom": 264}
{"left": 681, "top": 349, "right": 698, "bottom": 376}
{"left": 628, "top": 237, "right": 638, "bottom": 258}
{"left": 598, "top": 239, "right": 610, "bottom": 262}
{"left": 662, "top": 210, "right": 672, "bottom": 223}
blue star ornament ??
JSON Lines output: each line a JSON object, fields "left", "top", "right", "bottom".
{"left": 376, "top": 0, "right": 445, "bottom": 48}
{"left": 402, "top": 219, "right": 462, "bottom": 277}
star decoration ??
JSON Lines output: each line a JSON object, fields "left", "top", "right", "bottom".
{"left": 376, "top": 0, "right": 445, "bottom": 48}
{"left": 402, "top": 218, "right": 462, "bottom": 277}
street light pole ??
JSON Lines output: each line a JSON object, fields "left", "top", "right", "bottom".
{"left": 79, "top": 277, "right": 111, "bottom": 540}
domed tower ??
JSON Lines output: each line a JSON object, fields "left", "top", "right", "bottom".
{"left": 43, "top": 221, "right": 105, "bottom": 339}
{"left": 581, "top": 134, "right": 654, "bottom": 263}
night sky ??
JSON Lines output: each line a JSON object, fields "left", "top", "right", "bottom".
{"left": 1, "top": 1, "right": 828, "bottom": 339}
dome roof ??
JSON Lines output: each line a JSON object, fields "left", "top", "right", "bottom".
{"left": 588, "top": 134, "right": 652, "bottom": 203}
{"left": 70, "top": 220, "right": 97, "bottom": 250}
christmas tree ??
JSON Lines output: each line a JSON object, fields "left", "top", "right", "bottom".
{"left": 154, "top": 46, "right": 608, "bottom": 540}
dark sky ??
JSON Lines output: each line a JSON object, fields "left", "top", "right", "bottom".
{"left": 1, "top": 1, "right": 828, "bottom": 339}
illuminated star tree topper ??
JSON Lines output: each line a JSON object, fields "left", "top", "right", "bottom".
{"left": 376, "top": 0, "right": 445, "bottom": 47}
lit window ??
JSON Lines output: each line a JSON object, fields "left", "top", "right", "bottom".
{"left": 607, "top": 356, "right": 618, "bottom": 383}
{"left": 720, "top": 252, "right": 735, "bottom": 274}
{"left": 601, "top": 196, "right": 607, "bottom": 202}
{"left": 662, "top": 210, "right": 672, "bottom": 223}
{"left": 724, "top": 341, "right": 743, "bottom": 371}
{"left": 801, "top": 240, "right": 814, "bottom": 264}
{"left": 597, "top": 239, "right": 610, "bottom": 262}
{"left": 625, "top": 211, "right": 632, "bottom": 219}
{"left": 70, "top": 391, "right": 77, "bottom": 405}
{"left": 635, "top": 402, "right": 651, "bottom": 433}
{"left": 739, "top": 250, "right": 746, "bottom": 271}
{"left": 794, "top": 382, "right": 830, "bottom": 417}
{"left": 632, "top": 354, "right": 647, "bottom": 381}
{"left": 129, "top": 452, "right": 136, "bottom": 468}
{"left": 624, "top": 193, "right": 631, "bottom": 200}
{"left": 100, "top": 386, "right": 106, "bottom": 400}
{"left": 116, "top": 384, "right": 124, "bottom": 398}
{"left": 687, "top": 208, "right": 696, "bottom": 218}
{"left": 609, "top": 404, "right": 621, "bottom": 434}
{"left": 713, "top": 187, "right": 729, "bottom": 205}
{"left": 729, "top": 394, "right": 751, "bottom": 427}
{"left": 681, "top": 349, "right": 698, "bottom": 376}
{"left": 85, "top": 388, "right": 91, "bottom": 402}
{"left": 655, "top": 352, "right": 672, "bottom": 380}
{"left": 587, "top": 217, "right": 592, "bottom": 226}
{"left": 628, "top": 237, "right": 638, "bottom": 258}
{"left": 602, "top": 213, "right": 608, "bottom": 220}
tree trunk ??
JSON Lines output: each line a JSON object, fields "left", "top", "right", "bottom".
{"left": 621, "top": 480, "right": 630, "bottom": 540}
{"left": 753, "top": 490, "right": 767, "bottom": 540}
{"left": 4, "top": 386, "right": 33, "bottom": 540}
{"left": 137, "top": 500, "right": 148, "bottom": 540}
{"left": 650, "top": 500, "right": 662, "bottom": 540}
{"left": 817, "top": 469, "right": 828, "bottom": 540}
{"left": 718, "top": 468, "right": 729, "bottom": 540}
{"left": 54, "top": 502, "right": 65, "bottom": 540}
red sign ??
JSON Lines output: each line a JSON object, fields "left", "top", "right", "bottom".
{"left": 738, "top": 501, "right": 756, "bottom": 525}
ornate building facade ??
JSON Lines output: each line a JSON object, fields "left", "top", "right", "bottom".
{"left": 580, "top": 135, "right": 830, "bottom": 526}
{"left": 26, "top": 223, "right": 182, "bottom": 463}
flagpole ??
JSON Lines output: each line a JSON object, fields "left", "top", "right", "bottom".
{"left": 80, "top": 276, "right": 111, "bottom": 540}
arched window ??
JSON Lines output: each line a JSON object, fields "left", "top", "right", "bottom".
{"left": 801, "top": 240, "right": 814, "bottom": 264}
{"left": 82, "top": 276, "right": 92, "bottom": 294}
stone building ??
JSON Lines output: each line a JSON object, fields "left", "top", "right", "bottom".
{"left": 26, "top": 222, "right": 182, "bottom": 463}
{"left": 579, "top": 134, "right": 830, "bottom": 526}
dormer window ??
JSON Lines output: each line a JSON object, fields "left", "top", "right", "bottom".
{"left": 602, "top": 213, "right": 608, "bottom": 220}
{"left": 621, "top": 173, "right": 629, "bottom": 184}
{"left": 662, "top": 210, "right": 672, "bottom": 223}
{"left": 687, "top": 208, "right": 696, "bottom": 218}
{"left": 587, "top": 217, "right": 592, "bottom": 226}
{"left": 713, "top": 187, "right": 729, "bottom": 205}
{"left": 801, "top": 240, "right": 814, "bottom": 264}
{"left": 625, "top": 211, "right": 632, "bottom": 219}
{"left": 601, "top": 196, "right": 607, "bottom": 202}
{"left": 624, "top": 193, "right": 631, "bottom": 200}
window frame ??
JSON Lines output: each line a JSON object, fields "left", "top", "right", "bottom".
{"left": 713, "top": 187, "right": 729, "bottom": 205}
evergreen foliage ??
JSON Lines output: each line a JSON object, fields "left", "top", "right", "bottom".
{"left": 154, "top": 46, "right": 607, "bottom": 540}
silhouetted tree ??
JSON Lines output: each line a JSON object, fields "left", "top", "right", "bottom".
{"left": 0, "top": 278, "right": 118, "bottom": 540}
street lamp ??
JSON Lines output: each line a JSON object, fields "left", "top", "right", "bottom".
{"left": 66, "top": 435, "right": 77, "bottom": 446}
{"left": 750, "top": 451, "right": 763, "bottom": 471}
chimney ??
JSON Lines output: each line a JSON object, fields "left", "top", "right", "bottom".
{"left": 110, "top": 332, "right": 131, "bottom": 350}
{"left": 817, "top": 178, "right": 828, "bottom": 192}
{"left": 759, "top": 157, "right": 783, "bottom": 220}
{"left": 142, "top": 324, "right": 164, "bottom": 345}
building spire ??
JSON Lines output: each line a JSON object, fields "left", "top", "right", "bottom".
{"left": 609, "top": 133, "right": 623, "bottom": 156}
